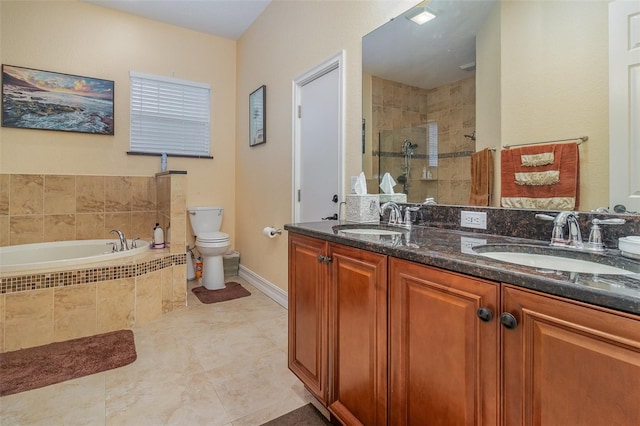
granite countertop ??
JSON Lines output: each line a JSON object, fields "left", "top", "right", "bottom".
{"left": 284, "top": 221, "right": 640, "bottom": 316}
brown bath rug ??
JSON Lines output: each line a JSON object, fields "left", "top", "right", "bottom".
{"left": 0, "top": 329, "right": 137, "bottom": 397}
{"left": 191, "top": 282, "right": 251, "bottom": 304}
{"left": 260, "top": 403, "right": 332, "bottom": 425}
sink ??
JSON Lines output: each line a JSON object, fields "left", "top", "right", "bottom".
{"left": 337, "top": 228, "right": 403, "bottom": 236}
{"left": 473, "top": 244, "right": 640, "bottom": 275}
{"left": 333, "top": 224, "right": 405, "bottom": 236}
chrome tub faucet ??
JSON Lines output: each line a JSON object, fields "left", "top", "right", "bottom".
{"left": 110, "top": 229, "right": 129, "bottom": 251}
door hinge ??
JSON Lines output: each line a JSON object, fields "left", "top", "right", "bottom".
{"left": 298, "top": 189, "right": 301, "bottom": 202}
{"left": 297, "top": 105, "right": 301, "bottom": 118}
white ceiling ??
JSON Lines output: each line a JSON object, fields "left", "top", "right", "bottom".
{"left": 82, "top": 0, "right": 272, "bottom": 40}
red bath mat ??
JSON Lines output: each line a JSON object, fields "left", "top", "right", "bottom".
{"left": 0, "top": 329, "right": 137, "bottom": 397}
{"left": 191, "top": 281, "right": 251, "bottom": 304}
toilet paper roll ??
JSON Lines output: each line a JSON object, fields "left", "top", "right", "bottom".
{"left": 263, "top": 227, "right": 278, "bottom": 238}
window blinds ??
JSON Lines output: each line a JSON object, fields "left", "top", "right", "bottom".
{"left": 130, "top": 71, "right": 211, "bottom": 156}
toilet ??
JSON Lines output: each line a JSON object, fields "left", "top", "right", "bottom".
{"left": 188, "top": 206, "right": 231, "bottom": 290}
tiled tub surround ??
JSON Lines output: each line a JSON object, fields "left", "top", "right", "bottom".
{"left": 0, "top": 171, "right": 189, "bottom": 353}
{"left": 0, "top": 250, "right": 187, "bottom": 353}
{"left": 0, "top": 173, "right": 159, "bottom": 247}
{"left": 286, "top": 207, "right": 640, "bottom": 316}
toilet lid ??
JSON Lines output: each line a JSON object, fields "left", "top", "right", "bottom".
{"left": 197, "top": 231, "right": 230, "bottom": 242}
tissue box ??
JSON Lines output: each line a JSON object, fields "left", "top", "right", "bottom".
{"left": 379, "top": 193, "right": 407, "bottom": 203}
{"left": 345, "top": 194, "right": 380, "bottom": 223}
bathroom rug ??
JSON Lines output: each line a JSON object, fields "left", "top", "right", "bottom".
{"left": 0, "top": 329, "right": 137, "bottom": 397}
{"left": 260, "top": 403, "right": 332, "bottom": 425}
{"left": 191, "top": 281, "right": 251, "bottom": 304}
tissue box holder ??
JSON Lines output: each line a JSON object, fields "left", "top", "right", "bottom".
{"left": 345, "top": 194, "right": 380, "bottom": 223}
{"left": 379, "top": 193, "right": 407, "bottom": 203}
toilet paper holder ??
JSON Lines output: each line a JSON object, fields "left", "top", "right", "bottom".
{"left": 263, "top": 226, "right": 283, "bottom": 238}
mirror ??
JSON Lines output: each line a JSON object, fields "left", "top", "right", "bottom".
{"left": 362, "top": 0, "right": 613, "bottom": 211}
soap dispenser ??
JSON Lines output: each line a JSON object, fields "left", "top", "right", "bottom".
{"left": 153, "top": 223, "right": 165, "bottom": 248}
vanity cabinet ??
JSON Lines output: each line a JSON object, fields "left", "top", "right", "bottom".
{"left": 288, "top": 234, "right": 388, "bottom": 424}
{"left": 389, "top": 258, "right": 500, "bottom": 425}
{"left": 289, "top": 233, "right": 640, "bottom": 425}
{"left": 502, "top": 285, "right": 640, "bottom": 425}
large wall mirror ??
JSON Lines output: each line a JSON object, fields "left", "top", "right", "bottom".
{"left": 362, "top": 0, "right": 637, "bottom": 213}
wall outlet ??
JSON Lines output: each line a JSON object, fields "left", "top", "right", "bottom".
{"left": 460, "top": 236, "right": 488, "bottom": 254}
{"left": 461, "top": 211, "right": 487, "bottom": 230}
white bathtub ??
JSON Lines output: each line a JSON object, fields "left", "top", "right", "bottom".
{"left": 0, "top": 239, "right": 151, "bottom": 275}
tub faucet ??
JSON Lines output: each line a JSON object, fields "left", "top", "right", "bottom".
{"left": 110, "top": 229, "right": 129, "bottom": 251}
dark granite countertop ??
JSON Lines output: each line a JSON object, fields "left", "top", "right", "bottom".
{"left": 284, "top": 221, "right": 640, "bottom": 316}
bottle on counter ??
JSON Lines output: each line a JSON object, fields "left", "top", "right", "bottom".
{"left": 153, "top": 223, "right": 165, "bottom": 248}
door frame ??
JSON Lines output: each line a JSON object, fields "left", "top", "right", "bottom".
{"left": 292, "top": 51, "right": 345, "bottom": 222}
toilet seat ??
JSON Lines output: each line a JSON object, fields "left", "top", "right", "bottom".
{"left": 196, "top": 231, "right": 230, "bottom": 243}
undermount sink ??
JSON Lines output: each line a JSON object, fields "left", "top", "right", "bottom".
{"left": 473, "top": 244, "right": 640, "bottom": 275}
{"left": 333, "top": 224, "right": 405, "bottom": 236}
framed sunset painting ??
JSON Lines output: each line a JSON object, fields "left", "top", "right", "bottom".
{"left": 1, "top": 64, "right": 114, "bottom": 135}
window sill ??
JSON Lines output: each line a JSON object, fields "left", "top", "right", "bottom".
{"left": 127, "top": 151, "right": 213, "bottom": 159}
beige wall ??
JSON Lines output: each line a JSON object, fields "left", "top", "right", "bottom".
{"left": 491, "top": 0, "right": 609, "bottom": 209}
{"left": 235, "top": 1, "right": 415, "bottom": 291}
{"left": 0, "top": 0, "right": 237, "bottom": 247}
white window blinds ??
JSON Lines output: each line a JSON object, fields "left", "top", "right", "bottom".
{"left": 427, "top": 121, "right": 438, "bottom": 167}
{"left": 130, "top": 71, "right": 211, "bottom": 156}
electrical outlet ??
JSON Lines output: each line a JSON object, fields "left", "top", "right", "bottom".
{"left": 461, "top": 211, "right": 487, "bottom": 230}
{"left": 460, "top": 236, "right": 487, "bottom": 254}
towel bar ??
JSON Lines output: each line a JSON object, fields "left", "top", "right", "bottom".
{"left": 503, "top": 136, "right": 588, "bottom": 149}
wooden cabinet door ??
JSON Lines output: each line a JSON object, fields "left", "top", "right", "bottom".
{"left": 389, "top": 259, "right": 500, "bottom": 426}
{"left": 288, "top": 234, "right": 328, "bottom": 404}
{"left": 502, "top": 285, "right": 640, "bottom": 426}
{"left": 327, "top": 243, "right": 388, "bottom": 426}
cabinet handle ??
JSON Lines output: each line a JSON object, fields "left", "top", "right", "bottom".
{"left": 317, "top": 255, "right": 333, "bottom": 264}
{"left": 476, "top": 307, "right": 494, "bottom": 322}
{"left": 500, "top": 312, "right": 518, "bottom": 329}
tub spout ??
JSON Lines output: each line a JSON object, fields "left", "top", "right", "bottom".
{"left": 110, "top": 229, "right": 129, "bottom": 251}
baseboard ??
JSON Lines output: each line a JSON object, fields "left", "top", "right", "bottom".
{"left": 238, "top": 264, "right": 288, "bottom": 309}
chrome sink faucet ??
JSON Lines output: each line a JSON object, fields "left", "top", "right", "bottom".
{"left": 381, "top": 202, "right": 402, "bottom": 226}
{"left": 535, "top": 211, "right": 582, "bottom": 248}
{"left": 110, "top": 229, "right": 129, "bottom": 251}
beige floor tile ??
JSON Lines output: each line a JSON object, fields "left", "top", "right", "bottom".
{"left": 0, "top": 277, "right": 306, "bottom": 426}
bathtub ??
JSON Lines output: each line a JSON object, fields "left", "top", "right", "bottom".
{"left": 0, "top": 239, "right": 150, "bottom": 275}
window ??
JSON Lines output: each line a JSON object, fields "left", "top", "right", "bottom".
{"left": 427, "top": 121, "right": 438, "bottom": 167}
{"left": 129, "top": 71, "right": 211, "bottom": 157}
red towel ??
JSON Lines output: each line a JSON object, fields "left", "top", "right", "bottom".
{"left": 469, "top": 148, "right": 494, "bottom": 206}
{"left": 501, "top": 142, "right": 579, "bottom": 210}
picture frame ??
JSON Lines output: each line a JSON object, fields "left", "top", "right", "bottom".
{"left": 2, "top": 64, "right": 114, "bottom": 135}
{"left": 249, "top": 85, "right": 266, "bottom": 146}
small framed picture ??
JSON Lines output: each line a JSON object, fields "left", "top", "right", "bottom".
{"left": 249, "top": 85, "right": 266, "bottom": 147}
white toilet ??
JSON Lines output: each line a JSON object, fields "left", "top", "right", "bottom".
{"left": 188, "top": 206, "right": 231, "bottom": 290}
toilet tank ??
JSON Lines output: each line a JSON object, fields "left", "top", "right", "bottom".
{"left": 188, "top": 206, "right": 224, "bottom": 235}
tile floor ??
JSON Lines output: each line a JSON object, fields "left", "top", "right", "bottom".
{"left": 0, "top": 277, "right": 312, "bottom": 425}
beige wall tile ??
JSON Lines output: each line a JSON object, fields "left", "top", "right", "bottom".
{"left": 4, "top": 289, "right": 54, "bottom": 351}
{"left": 0, "top": 215, "right": 9, "bottom": 247}
{"left": 131, "top": 211, "right": 156, "bottom": 240}
{"left": 44, "top": 214, "right": 75, "bottom": 242}
{"left": 44, "top": 175, "right": 76, "bottom": 214}
{"left": 97, "top": 278, "right": 135, "bottom": 333}
{"left": 172, "top": 264, "right": 187, "bottom": 309}
{"left": 10, "top": 174, "right": 43, "bottom": 215}
{"left": 161, "top": 267, "right": 173, "bottom": 314}
{"left": 76, "top": 176, "right": 104, "bottom": 213}
{"left": 105, "top": 176, "right": 132, "bottom": 212}
{"left": 76, "top": 213, "right": 105, "bottom": 240}
{"left": 0, "top": 294, "right": 5, "bottom": 352}
{"left": 53, "top": 284, "right": 97, "bottom": 341}
{"left": 104, "top": 212, "right": 131, "bottom": 239}
{"left": 131, "top": 176, "right": 156, "bottom": 212}
{"left": 9, "top": 215, "right": 43, "bottom": 245}
{"left": 0, "top": 174, "right": 9, "bottom": 215}
{"left": 135, "top": 270, "right": 162, "bottom": 325}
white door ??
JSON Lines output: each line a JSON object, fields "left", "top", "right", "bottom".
{"left": 293, "top": 52, "right": 344, "bottom": 222}
{"left": 610, "top": 0, "right": 640, "bottom": 211}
